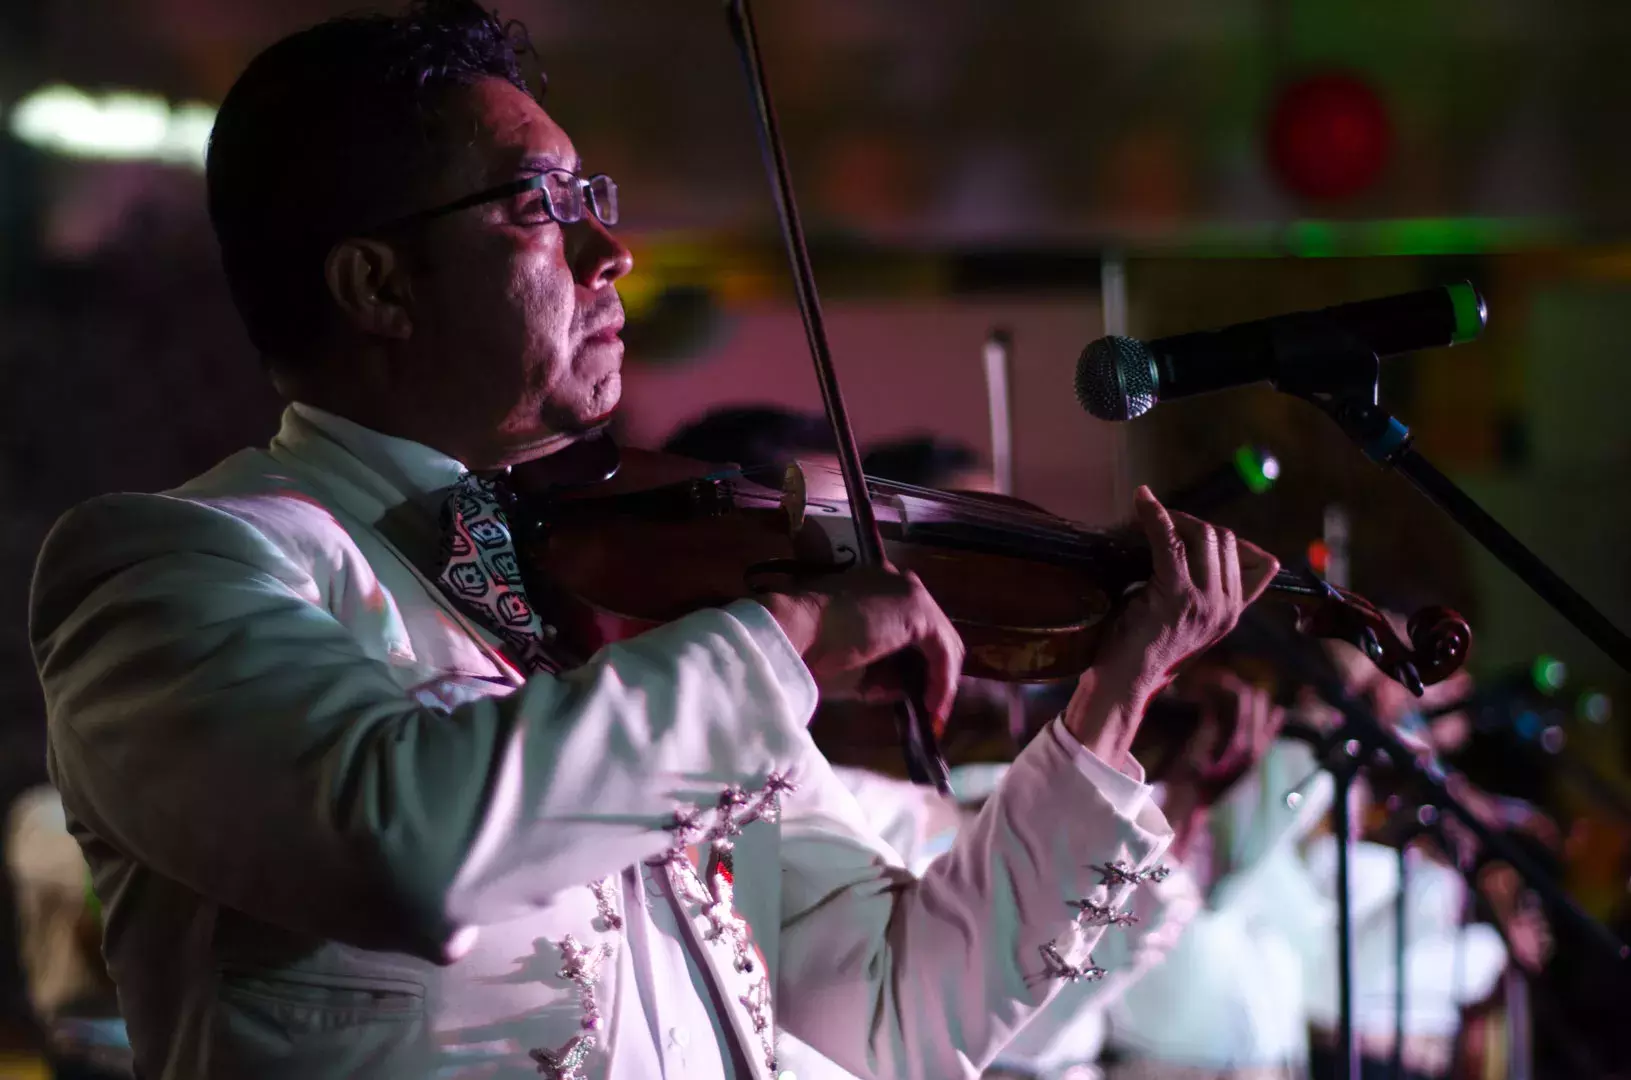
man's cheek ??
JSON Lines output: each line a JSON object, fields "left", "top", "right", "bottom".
{"left": 513, "top": 263, "right": 572, "bottom": 331}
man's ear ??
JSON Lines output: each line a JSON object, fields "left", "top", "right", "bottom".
{"left": 324, "top": 238, "right": 414, "bottom": 340}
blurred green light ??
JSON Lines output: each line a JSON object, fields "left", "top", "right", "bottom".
{"left": 1531, "top": 655, "right": 1567, "bottom": 693}
{"left": 1118, "top": 217, "right": 1569, "bottom": 260}
{"left": 1288, "top": 221, "right": 1339, "bottom": 258}
{"left": 1368, "top": 219, "right": 1497, "bottom": 257}
{"left": 1580, "top": 692, "right": 1612, "bottom": 725}
{"left": 1274, "top": 217, "right": 1568, "bottom": 259}
{"left": 1233, "top": 445, "right": 1278, "bottom": 494}
{"left": 1446, "top": 282, "right": 1487, "bottom": 345}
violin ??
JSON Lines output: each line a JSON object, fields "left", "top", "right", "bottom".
{"left": 508, "top": 440, "right": 1471, "bottom": 700}
{"left": 508, "top": 0, "right": 1471, "bottom": 791}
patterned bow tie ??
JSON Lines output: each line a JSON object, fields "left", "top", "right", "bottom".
{"left": 435, "top": 472, "right": 567, "bottom": 675}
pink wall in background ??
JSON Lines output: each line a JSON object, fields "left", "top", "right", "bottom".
{"left": 617, "top": 296, "right": 1132, "bottom": 527}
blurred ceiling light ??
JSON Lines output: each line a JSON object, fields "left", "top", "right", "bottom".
{"left": 7, "top": 84, "right": 216, "bottom": 169}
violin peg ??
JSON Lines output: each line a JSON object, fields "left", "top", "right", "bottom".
{"left": 1360, "top": 626, "right": 1384, "bottom": 663}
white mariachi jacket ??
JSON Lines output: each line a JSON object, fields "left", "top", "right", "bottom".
{"left": 30, "top": 405, "right": 1174, "bottom": 1080}
{"left": 798, "top": 766, "right": 1200, "bottom": 1080}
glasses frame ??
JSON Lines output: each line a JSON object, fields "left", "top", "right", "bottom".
{"left": 376, "top": 169, "right": 618, "bottom": 232}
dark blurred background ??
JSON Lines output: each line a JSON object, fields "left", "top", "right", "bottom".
{"left": 1, "top": 0, "right": 1629, "bottom": 1074}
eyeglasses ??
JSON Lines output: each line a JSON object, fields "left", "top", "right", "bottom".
{"left": 379, "top": 169, "right": 619, "bottom": 231}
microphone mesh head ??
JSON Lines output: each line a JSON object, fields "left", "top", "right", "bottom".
{"left": 1075, "top": 336, "right": 1158, "bottom": 421}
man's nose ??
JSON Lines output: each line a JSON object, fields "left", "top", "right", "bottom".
{"left": 571, "top": 216, "right": 633, "bottom": 289}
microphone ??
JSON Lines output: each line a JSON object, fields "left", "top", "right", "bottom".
{"left": 1074, "top": 282, "right": 1487, "bottom": 421}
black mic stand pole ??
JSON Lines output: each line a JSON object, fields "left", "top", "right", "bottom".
{"left": 1269, "top": 332, "right": 1631, "bottom": 675}
{"left": 1278, "top": 702, "right": 1365, "bottom": 1080}
{"left": 1331, "top": 732, "right": 1363, "bottom": 1080}
{"left": 1379, "top": 810, "right": 1429, "bottom": 1080}
{"left": 1333, "top": 399, "right": 1631, "bottom": 672}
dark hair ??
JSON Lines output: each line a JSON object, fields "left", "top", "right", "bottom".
{"left": 862, "top": 435, "right": 980, "bottom": 489}
{"left": 206, "top": 0, "right": 537, "bottom": 363}
{"left": 661, "top": 406, "right": 837, "bottom": 468}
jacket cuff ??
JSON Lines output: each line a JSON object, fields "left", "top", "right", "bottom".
{"left": 1048, "top": 715, "right": 1154, "bottom": 821}
{"left": 726, "top": 599, "right": 820, "bottom": 724}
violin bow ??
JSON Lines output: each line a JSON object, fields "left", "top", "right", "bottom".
{"left": 724, "top": 0, "right": 952, "bottom": 793}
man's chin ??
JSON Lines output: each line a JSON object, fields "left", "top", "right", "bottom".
{"left": 532, "top": 378, "right": 621, "bottom": 443}
{"left": 582, "top": 370, "right": 623, "bottom": 426}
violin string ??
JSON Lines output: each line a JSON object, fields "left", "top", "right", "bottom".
{"left": 765, "top": 461, "right": 1087, "bottom": 544}
{"left": 808, "top": 463, "right": 1108, "bottom": 539}
{"left": 776, "top": 462, "right": 1307, "bottom": 592}
{"left": 890, "top": 492, "right": 1100, "bottom": 545}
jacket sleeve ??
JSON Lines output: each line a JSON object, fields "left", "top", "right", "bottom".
{"left": 989, "top": 861, "right": 1202, "bottom": 1073}
{"left": 774, "top": 720, "right": 1175, "bottom": 1080}
{"left": 30, "top": 493, "right": 818, "bottom": 965}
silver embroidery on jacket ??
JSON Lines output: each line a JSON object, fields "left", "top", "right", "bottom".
{"left": 556, "top": 935, "right": 615, "bottom": 1033}
{"left": 660, "top": 803, "right": 707, "bottom": 863}
{"left": 1092, "top": 859, "right": 1170, "bottom": 887}
{"left": 654, "top": 773, "right": 802, "bottom": 860}
{"left": 530, "top": 1033, "right": 596, "bottom": 1079}
{"left": 601, "top": 771, "right": 800, "bottom": 1078}
{"left": 757, "top": 772, "right": 797, "bottom": 824}
{"left": 1039, "top": 940, "right": 1107, "bottom": 983}
{"left": 590, "top": 876, "right": 625, "bottom": 931}
{"left": 740, "top": 975, "right": 779, "bottom": 1073}
{"left": 1039, "top": 857, "right": 1167, "bottom": 984}
{"left": 1068, "top": 898, "right": 1139, "bottom": 928}
{"left": 704, "top": 850, "right": 757, "bottom": 974}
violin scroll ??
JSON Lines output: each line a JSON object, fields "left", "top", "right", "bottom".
{"left": 1406, "top": 605, "right": 1473, "bottom": 685}
{"left": 1281, "top": 581, "right": 1471, "bottom": 695}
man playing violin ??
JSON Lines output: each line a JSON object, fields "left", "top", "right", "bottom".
{"left": 28, "top": 3, "right": 1278, "bottom": 1079}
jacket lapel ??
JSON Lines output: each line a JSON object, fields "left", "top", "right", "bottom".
{"left": 265, "top": 408, "right": 525, "bottom": 688}
{"left": 657, "top": 843, "right": 779, "bottom": 1080}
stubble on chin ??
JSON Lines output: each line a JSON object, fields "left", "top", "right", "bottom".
{"left": 511, "top": 368, "right": 620, "bottom": 456}
{"left": 586, "top": 369, "right": 623, "bottom": 422}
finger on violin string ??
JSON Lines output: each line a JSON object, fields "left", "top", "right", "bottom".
{"left": 1218, "top": 527, "right": 1242, "bottom": 603}
{"left": 1134, "top": 485, "right": 1191, "bottom": 591}
{"left": 1235, "top": 538, "right": 1281, "bottom": 603}
{"left": 1168, "top": 510, "right": 1222, "bottom": 595}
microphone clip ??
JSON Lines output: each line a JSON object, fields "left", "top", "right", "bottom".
{"left": 1269, "top": 320, "right": 1382, "bottom": 404}
{"left": 1264, "top": 325, "right": 1415, "bottom": 467}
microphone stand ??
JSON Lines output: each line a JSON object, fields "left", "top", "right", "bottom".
{"left": 1267, "top": 332, "right": 1631, "bottom": 675}
{"left": 1233, "top": 611, "right": 1628, "bottom": 1080}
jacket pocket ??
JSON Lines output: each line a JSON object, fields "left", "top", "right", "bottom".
{"left": 207, "top": 965, "right": 431, "bottom": 1079}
